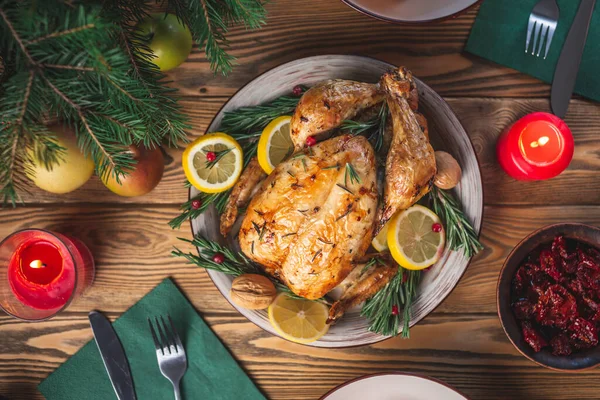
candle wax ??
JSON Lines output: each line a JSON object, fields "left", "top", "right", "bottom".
{"left": 18, "top": 241, "right": 63, "bottom": 285}
{"left": 519, "top": 120, "right": 563, "bottom": 166}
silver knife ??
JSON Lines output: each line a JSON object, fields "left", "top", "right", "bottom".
{"left": 89, "top": 311, "right": 137, "bottom": 400}
{"left": 551, "top": 0, "right": 597, "bottom": 118}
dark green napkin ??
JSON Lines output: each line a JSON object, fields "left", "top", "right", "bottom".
{"left": 38, "top": 278, "right": 265, "bottom": 400}
{"left": 466, "top": 0, "right": 600, "bottom": 102}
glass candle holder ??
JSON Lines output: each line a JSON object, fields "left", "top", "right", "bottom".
{"left": 0, "top": 229, "right": 95, "bottom": 321}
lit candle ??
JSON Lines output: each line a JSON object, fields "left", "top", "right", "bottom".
{"left": 0, "top": 229, "right": 95, "bottom": 320}
{"left": 496, "top": 112, "right": 574, "bottom": 181}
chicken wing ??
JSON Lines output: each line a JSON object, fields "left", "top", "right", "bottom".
{"left": 290, "top": 80, "right": 384, "bottom": 149}
{"left": 375, "top": 68, "right": 436, "bottom": 234}
{"left": 220, "top": 157, "right": 266, "bottom": 236}
{"left": 239, "top": 135, "right": 378, "bottom": 299}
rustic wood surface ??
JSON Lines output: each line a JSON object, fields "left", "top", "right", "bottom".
{"left": 2, "top": 1, "right": 600, "bottom": 399}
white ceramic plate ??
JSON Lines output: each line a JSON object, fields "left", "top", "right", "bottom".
{"left": 320, "top": 373, "right": 469, "bottom": 400}
{"left": 190, "top": 55, "right": 483, "bottom": 347}
{"left": 342, "top": 0, "right": 480, "bottom": 24}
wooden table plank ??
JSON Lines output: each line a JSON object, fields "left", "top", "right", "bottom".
{"left": 15, "top": 97, "right": 600, "bottom": 206}
{"left": 3, "top": 204, "right": 600, "bottom": 399}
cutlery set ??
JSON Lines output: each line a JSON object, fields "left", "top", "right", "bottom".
{"left": 527, "top": 0, "right": 597, "bottom": 117}
{"left": 89, "top": 312, "right": 188, "bottom": 400}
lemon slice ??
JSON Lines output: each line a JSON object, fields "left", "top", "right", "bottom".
{"left": 182, "top": 132, "right": 243, "bottom": 193}
{"left": 268, "top": 293, "right": 330, "bottom": 344}
{"left": 387, "top": 205, "right": 445, "bottom": 270}
{"left": 257, "top": 116, "right": 294, "bottom": 174}
{"left": 372, "top": 221, "right": 390, "bottom": 252}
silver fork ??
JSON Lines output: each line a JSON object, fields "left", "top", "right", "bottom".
{"left": 526, "top": 0, "right": 559, "bottom": 59}
{"left": 148, "top": 316, "right": 188, "bottom": 400}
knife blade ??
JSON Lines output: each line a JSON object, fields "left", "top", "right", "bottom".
{"left": 89, "top": 311, "right": 137, "bottom": 400}
{"left": 551, "top": 0, "right": 597, "bottom": 118}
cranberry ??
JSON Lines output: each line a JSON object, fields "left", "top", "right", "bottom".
{"left": 305, "top": 136, "right": 317, "bottom": 147}
{"left": 391, "top": 305, "right": 399, "bottom": 316}
{"left": 432, "top": 223, "right": 442, "bottom": 233}
{"left": 212, "top": 253, "right": 225, "bottom": 264}
{"left": 292, "top": 85, "right": 303, "bottom": 96}
{"left": 206, "top": 151, "right": 217, "bottom": 162}
{"left": 191, "top": 199, "right": 202, "bottom": 210}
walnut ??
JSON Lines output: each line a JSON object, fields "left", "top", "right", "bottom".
{"left": 434, "top": 151, "right": 462, "bottom": 190}
{"left": 230, "top": 274, "right": 277, "bottom": 310}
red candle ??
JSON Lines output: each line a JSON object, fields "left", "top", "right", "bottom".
{"left": 0, "top": 229, "right": 94, "bottom": 320}
{"left": 497, "top": 112, "right": 574, "bottom": 180}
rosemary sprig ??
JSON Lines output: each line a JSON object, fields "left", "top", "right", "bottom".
{"left": 429, "top": 186, "right": 483, "bottom": 258}
{"left": 205, "top": 148, "right": 233, "bottom": 169}
{"left": 361, "top": 265, "right": 421, "bottom": 338}
{"left": 220, "top": 90, "right": 305, "bottom": 134}
{"left": 344, "top": 163, "right": 361, "bottom": 186}
{"left": 173, "top": 234, "right": 327, "bottom": 303}
{"left": 341, "top": 103, "right": 388, "bottom": 152}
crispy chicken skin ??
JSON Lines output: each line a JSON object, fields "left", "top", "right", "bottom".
{"left": 327, "top": 256, "right": 399, "bottom": 324}
{"left": 239, "top": 135, "right": 378, "bottom": 299}
{"left": 375, "top": 68, "right": 436, "bottom": 235}
{"left": 220, "top": 157, "right": 266, "bottom": 236}
{"left": 290, "top": 80, "right": 384, "bottom": 149}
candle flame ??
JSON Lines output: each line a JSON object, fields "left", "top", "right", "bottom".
{"left": 29, "top": 260, "right": 45, "bottom": 269}
{"left": 530, "top": 136, "right": 550, "bottom": 148}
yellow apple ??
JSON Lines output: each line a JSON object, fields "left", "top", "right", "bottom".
{"left": 26, "top": 125, "right": 94, "bottom": 194}
{"left": 137, "top": 13, "right": 193, "bottom": 72}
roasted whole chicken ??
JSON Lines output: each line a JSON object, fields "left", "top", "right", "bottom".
{"left": 223, "top": 67, "right": 436, "bottom": 322}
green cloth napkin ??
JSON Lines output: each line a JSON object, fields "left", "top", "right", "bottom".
{"left": 466, "top": 0, "right": 600, "bottom": 102}
{"left": 38, "top": 278, "right": 265, "bottom": 400}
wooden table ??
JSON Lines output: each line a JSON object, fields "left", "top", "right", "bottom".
{"left": 2, "top": 2, "right": 600, "bottom": 399}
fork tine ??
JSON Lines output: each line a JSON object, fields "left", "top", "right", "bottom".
{"left": 168, "top": 315, "right": 184, "bottom": 351}
{"left": 544, "top": 26, "right": 556, "bottom": 59}
{"left": 526, "top": 17, "right": 536, "bottom": 53}
{"left": 155, "top": 317, "right": 171, "bottom": 354}
{"left": 531, "top": 22, "right": 543, "bottom": 55}
{"left": 148, "top": 318, "right": 164, "bottom": 355}
{"left": 536, "top": 24, "right": 549, "bottom": 56}
{"left": 159, "top": 315, "right": 178, "bottom": 354}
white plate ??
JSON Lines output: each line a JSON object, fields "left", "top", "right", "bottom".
{"left": 343, "top": 0, "right": 479, "bottom": 23}
{"left": 190, "top": 55, "right": 483, "bottom": 347}
{"left": 321, "top": 373, "right": 469, "bottom": 400}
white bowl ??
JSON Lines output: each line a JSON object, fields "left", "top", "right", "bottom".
{"left": 191, "top": 55, "right": 482, "bottom": 347}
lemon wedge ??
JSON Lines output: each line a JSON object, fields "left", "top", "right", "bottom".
{"left": 182, "top": 132, "right": 243, "bottom": 193}
{"left": 268, "top": 293, "right": 330, "bottom": 344}
{"left": 257, "top": 116, "right": 294, "bottom": 174}
{"left": 372, "top": 221, "right": 390, "bottom": 252}
{"left": 387, "top": 205, "right": 445, "bottom": 270}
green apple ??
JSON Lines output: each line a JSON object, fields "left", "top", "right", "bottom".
{"left": 26, "top": 125, "right": 94, "bottom": 194}
{"left": 137, "top": 13, "right": 193, "bottom": 72}
{"left": 102, "top": 144, "right": 164, "bottom": 197}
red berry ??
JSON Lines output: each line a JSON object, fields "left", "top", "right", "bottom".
{"left": 191, "top": 199, "right": 202, "bottom": 210}
{"left": 206, "top": 151, "right": 217, "bottom": 162}
{"left": 432, "top": 223, "right": 442, "bottom": 233}
{"left": 391, "top": 305, "right": 399, "bottom": 316}
{"left": 292, "top": 85, "right": 303, "bottom": 96}
{"left": 305, "top": 136, "right": 317, "bottom": 147}
{"left": 212, "top": 253, "right": 225, "bottom": 264}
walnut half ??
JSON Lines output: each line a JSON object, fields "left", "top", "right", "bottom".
{"left": 230, "top": 274, "right": 277, "bottom": 310}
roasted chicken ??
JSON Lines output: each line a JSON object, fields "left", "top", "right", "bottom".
{"left": 238, "top": 135, "right": 378, "bottom": 299}
{"left": 221, "top": 66, "right": 436, "bottom": 324}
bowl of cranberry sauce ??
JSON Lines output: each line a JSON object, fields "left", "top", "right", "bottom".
{"left": 498, "top": 223, "right": 600, "bottom": 371}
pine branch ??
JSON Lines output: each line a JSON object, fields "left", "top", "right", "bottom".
{"left": 25, "top": 23, "right": 96, "bottom": 45}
